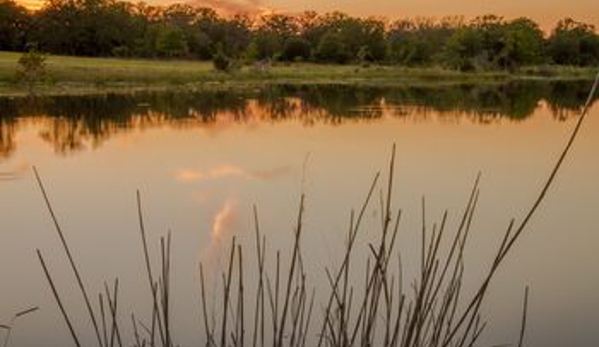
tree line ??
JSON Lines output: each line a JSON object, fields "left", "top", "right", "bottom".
{"left": 1, "top": 0, "right": 599, "bottom": 70}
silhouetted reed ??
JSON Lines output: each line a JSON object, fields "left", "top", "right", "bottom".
{"left": 32, "top": 73, "right": 598, "bottom": 347}
{"left": 0, "top": 306, "right": 39, "bottom": 347}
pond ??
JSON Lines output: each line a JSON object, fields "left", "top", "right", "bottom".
{"left": 1, "top": 81, "right": 598, "bottom": 347}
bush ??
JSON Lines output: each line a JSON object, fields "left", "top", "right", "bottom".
{"left": 0, "top": 0, "right": 29, "bottom": 51}
{"left": 156, "top": 25, "right": 188, "bottom": 58}
{"left": 112, "top": 45, "right": 131, "bottom": 57}
{"left": 281, "top": 37, "right": 311, "bottom": 61}
{"left": 357, "top": 45, "right": 373, "bottom": 66}
{"left": 315, "top": 32, "right": 350, "bottom": 64}
{"left": 15, "top": 48, "right": 47, "bottom": 96}
{"left": 443, "top": 28, "right": 484, "bottom": 71}
{"left": 247, "top": 31, "right": 280, "bottom": 61}
{"left": 212, "top": 45, "right": 232, "bottom": 72}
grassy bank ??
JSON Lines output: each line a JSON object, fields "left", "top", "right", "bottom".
{"left": 0, "top": 51, "right": 597, "bottom": 97}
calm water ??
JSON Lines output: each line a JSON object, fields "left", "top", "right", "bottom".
{"left": 1, "top": 82, "right": 598, "bottom": 347}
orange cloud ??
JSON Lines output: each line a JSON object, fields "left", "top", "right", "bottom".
{"left": 211, "top": 198, "right": 238, "bottom": 241}
{"left": 0, "top": 161, "right": 31, "bottom": 181}
{"left": 175, "top": 164, "right": 293, "bottom": 182}
{"left": 198, "top": 197, "right": 240, "bottom": 285}
{"left": 187, "top": 0, "right": 273, "bottom": 16}
{"left": 18, "top": 0, "right": 44, "bottom": 11}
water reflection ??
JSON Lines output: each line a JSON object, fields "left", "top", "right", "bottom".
{"left": 0, "top": 160, "right": 29, "bottom": 180}
{"left": 175, "top": 165, "right": 295, "bottom": 182}
{"left": 0, "top": 81, "right": 597, "bottom": 160}
{"left": 1, "top": 81, "right": 599, "bottom": 347}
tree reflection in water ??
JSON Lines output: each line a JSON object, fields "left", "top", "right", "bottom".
{"left": 0, "top": 80, "right": 597, "bottom": 160}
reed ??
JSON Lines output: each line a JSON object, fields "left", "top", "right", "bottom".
{"left": 32, "top": 73, "right": 599, "bottom": 347}
{"left": 0, "top": 306, "right": 39, "bottom": 347}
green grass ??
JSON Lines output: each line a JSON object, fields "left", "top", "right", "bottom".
{"left": 0, "top": 51, "right": 597, "bottom": 96}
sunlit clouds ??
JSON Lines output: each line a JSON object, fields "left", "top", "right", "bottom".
{"left": 175, "top": 164, "right": 294, "bottom": 182}
{"left": 199, "top": 197, "right": 240, "bottom": 277}
{"left": 18, "top": 0, "right": 44, "bottom": 11}
{"left": 0, "top": 160, "right": 31, "bottom": 181}
{"left": 187, "top": 0, "right": 275, "bottom": 16}
{"left": 211, "top": 198, "right": 238, "bottom": 241}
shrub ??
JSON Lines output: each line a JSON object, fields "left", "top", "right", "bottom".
{"left": 443, "top": 28, "right": 484, "bottom": 71}
{"left": 155, "top": 25, "right": 188, "bottom": 58}
{"left": 212, "top": 45, "right": 232, "bottom": 72}
{"left": 315, "top": 31, "right": 350, "bottom": 63}
{"left": 281, "top": 37, "right": 312, "bottom": 61}
{"left": 15, "top": 48, "right": 47, "bottom": 96}
{"left": 112, "top": 45, "right": 131, "bottom": 57}
{"left": 357, "top": 45, "right": 373, "bottom": 66}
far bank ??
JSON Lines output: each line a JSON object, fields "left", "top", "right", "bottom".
{"left": 0, "top": 52, "right": 597, "bottom": 97}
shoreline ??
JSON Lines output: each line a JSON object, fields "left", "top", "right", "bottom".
{"left": 1, "top": 52, "right": 597, "bottom": 97}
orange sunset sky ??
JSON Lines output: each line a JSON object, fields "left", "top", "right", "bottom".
{"left": 18, "top": 0, "right": 599, "bottom": 31}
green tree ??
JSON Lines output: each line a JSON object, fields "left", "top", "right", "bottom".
{"left": 305, "top": 13, "right": 386, "bottom": 63}
{"left": 247, "top": 30, "right": 280, "bottom": 60}
{"left": 315, "top": 31, "right": 349, "bottom": 63}
{"left": 0, "top": 0, "right": 29, "bottom": 51}
{"left": 155, "top": 24, "right": 188, "bottom": 58}
{"left": 547, "top": 18, "right": 599, "bottom": 66}
{"left": 443, "top": 28, "right": 484, "bottom": 71}
{"left": 343, "top": 17, "right": 387, "bottom": 61}
{"left": 281, "top": 37, "right": 311, "bottom": 61}
{"left": 472, "top": 15, "right": 507, "bottom": 56}
{"left": 247, "top": 14, "right": 299, "bottom": 61}
{"left": 297, "top": 11, "right": 327, "bottom": 52}
{"left": 31, "top": 0, "right": 141, "bottom": 56}
{"left": 260, "top": 14, "right": 298, "bottom": 40}
{"left": 497, "top": 18, "right": 545, "bottom": 69}
{"left": 212, "top": 15, "right": 252, "bottom": 58}
{"left": 161, "top": 4, "right": 217, "bottom": 59}
{"left": 387, "top": 18, "right": 460, "bottom": 66}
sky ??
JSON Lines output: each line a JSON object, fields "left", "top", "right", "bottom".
{"left": 19, "top": 0, "right": 599, "bottom": 30}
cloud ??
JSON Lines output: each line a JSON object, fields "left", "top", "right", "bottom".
{"left": 198, "top": 197, "right": 240, "bottom": 284}
{"left": 18, "top": 0, "right": 44, "bottom": 11}
{"left": 175, "top": 164, "right": 293, "bottom": 183}
{"left": 0, "top": 161, "right": 31, "bottom": 181}
{"left": 176, "top": 165, "right": 243, "bottom": 182}
{"left": 211, "top": 199, "right": 238, "bottom": 242}
{"left": 187, "top": 0, "right": 274, "bottom": 16}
